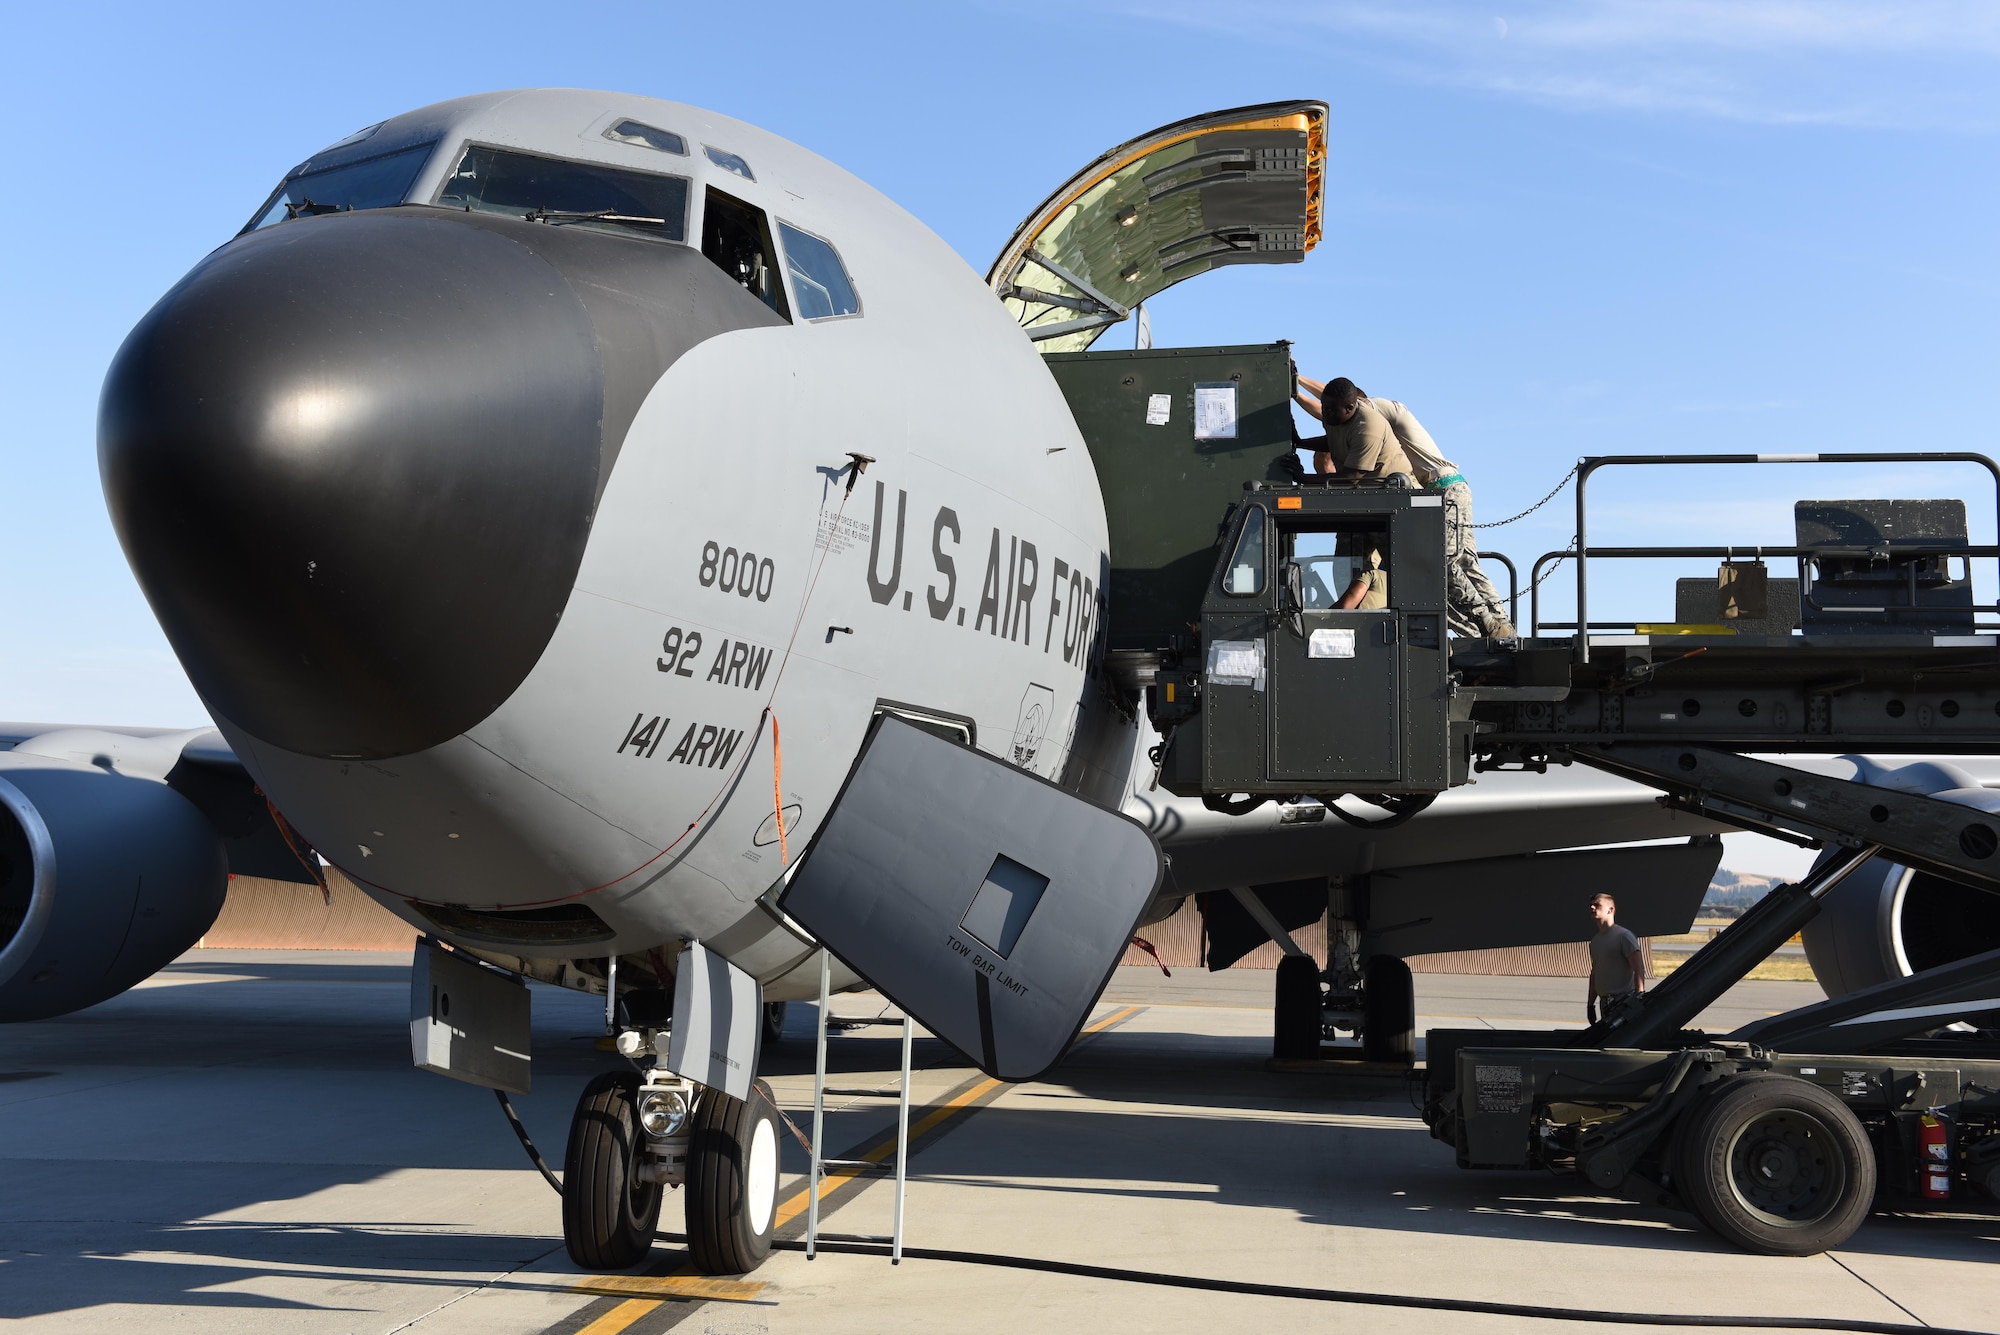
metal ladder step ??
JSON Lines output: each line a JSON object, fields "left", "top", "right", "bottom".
{"left": 808, "top": 951, "right": 913, "bottom": 1264}
{"left": 818, "top": 1158, "right": 897, "bottom": 1175}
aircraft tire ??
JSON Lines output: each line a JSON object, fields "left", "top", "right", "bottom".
{"left": 1272, "top": 955, "right": 1323, "bottom": 1059}
{"left": 561, "top": 1071, "right": 663, "bottom": 1271}
{"left": 1677, "top": 1073, "right": 1874, "bottom": 1256}
{"left": 762, "top": 1001, "right": 788, "bottom": 1045}
{"left": 1361, "top": 955, "right": 1415, "bottom": 1064}
{"left": 686, "top": 1079, "right": 780, "bottom": 1275}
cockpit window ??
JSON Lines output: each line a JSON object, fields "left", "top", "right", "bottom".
{"left": 321, "top": 122, "right": 382, "bottom": 152}
{"left": 778, "top": 223, "right": 860, "bottom": 320}
{"left": 436, "top": 145, "right": 689, "bottom": 242}
{"left": 245, "top": 142, "right": 433, "bottom": 232}
{"left": 604, "top": 119, "right": 687, "bottom": 156}
{"left": 703, "top": 145, "right": 755, "bottom": 181}
{"left": 702, "top": 188, "right": 789, "bottom": 318}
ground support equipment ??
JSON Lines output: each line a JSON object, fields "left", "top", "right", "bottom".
{"left": 1422, "top": 851, "right": 2000, "bottom": 1255}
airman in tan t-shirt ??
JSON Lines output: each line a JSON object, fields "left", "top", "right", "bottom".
{"left": 1315, "top": 398, "right": 1415, "bottom": 482}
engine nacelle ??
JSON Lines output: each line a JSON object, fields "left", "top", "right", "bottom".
{"left": 0, "top": 752, "right": 228, "bottom": 1021}
{"left": 1801, "top": 759, "right": 2000, "bottom": 996}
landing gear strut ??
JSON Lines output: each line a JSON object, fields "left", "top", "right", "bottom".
{"left": 560, "top": 1033, "right": 782, "bottom": 1275}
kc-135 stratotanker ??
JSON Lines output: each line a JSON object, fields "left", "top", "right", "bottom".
{"left": 4, "top": 89, "right": 2000, "bottom": 1271}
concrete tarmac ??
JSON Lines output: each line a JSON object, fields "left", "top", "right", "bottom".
{"left": 2, "top": 953, "right": 1995, "bottom": 1334}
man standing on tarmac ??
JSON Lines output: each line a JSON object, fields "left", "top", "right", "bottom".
{"left": 1294, "top": 374, "right": 1517, "bottom": 641}
{"left": 1586, "top": 891, "right": 1646, "bottom": 1022}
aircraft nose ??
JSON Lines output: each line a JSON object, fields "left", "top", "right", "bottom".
{"left": 98, "top": 213, "right": 605, "bottom": 760}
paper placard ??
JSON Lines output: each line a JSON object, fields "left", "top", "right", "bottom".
{"left": 1193, "top": 383, "right": 1237, "bottom": 440}
{"left": 1145, "top": 394, "right": 1171, "bottom": 426}
{"left": 1309, "top": 628, "right": 1357, "bottom": 659}
{"left": 1206, "top": 638, "right": 1265, "bottom": 691}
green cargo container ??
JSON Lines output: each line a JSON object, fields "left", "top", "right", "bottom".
{"left": 1043, "top": 342, "right": 1299, "bottom": 663}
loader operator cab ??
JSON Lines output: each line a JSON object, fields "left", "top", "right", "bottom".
{"left": 1187, "top": 485, "right": 1453, "bottom": 802}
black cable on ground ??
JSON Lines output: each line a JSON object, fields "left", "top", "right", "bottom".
{"left": 749, "top": 1235, "right": 1974, "bottom": 1335}
{"left": 495, "top": 1089, "right": 564, "bottom": 1195}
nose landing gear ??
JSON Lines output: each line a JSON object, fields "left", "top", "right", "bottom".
{"left": 560, "top": 1035, "right": 783, "bottom": 1275}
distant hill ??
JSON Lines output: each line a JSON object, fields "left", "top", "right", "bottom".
{"left": 1703, "top": 868, "right": 1782, "bottom": 918}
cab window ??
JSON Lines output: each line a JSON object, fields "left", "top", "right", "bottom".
{"left": 1223, "top": 506, "right": 1266, "bottom": 596}
{"left": 779, "top": 223, "right": 860, "bottom": 319}
{"left": 436, "top": 145, "right": 689, "bottom": 242}
{"left": 703, "top": 188, "right": 789, "bottom": 318}
{"left": 1288, "top": 525, "right": 1389, "bottom": 610}
{"left": 245, "top": 142, "right": 434, "bottom": 232}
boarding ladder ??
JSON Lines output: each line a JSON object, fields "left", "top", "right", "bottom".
{"left": 805, "top": 949, "right": 914, "bottom": 1263}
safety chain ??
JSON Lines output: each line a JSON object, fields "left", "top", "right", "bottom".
{"left": 1528, "top": 536, "right": 1581, "bottom": 595}
{"left": 1471, "top": 460, "right": 1580, "bottom": 529}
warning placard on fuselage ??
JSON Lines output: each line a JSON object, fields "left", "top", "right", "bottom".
{"left": 780, "top": 716, "right": 1162, "bottom": 1082}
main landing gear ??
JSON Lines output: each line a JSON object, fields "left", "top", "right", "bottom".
{"left": 1270, "top": 877, "right": 1416, "bottom": 1064}
{"left": 561, "top": 1034, "right": 782, "bottom": 1274}
{"left": 1272, "top": 946, "right": 1415, "bottom": 1063}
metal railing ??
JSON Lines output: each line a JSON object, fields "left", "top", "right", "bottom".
{"left": 1538, "top": 453, "right": 2000, "bottom": 659}
{"left": 1477, "top": 550, "right": 1519, "bottom": 629}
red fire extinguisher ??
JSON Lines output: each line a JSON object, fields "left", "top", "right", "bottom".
{"left": 1919, "top": 1111, "right": 1951, "bottom": 1200}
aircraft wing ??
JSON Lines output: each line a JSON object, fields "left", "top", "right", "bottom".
{"left": 1, "top": 722, "right": 199, "bottom": 747}
{"left": 0, "top": 722, "right": 318, "bottom": 885}
{"left": 988, "top": 100, "right": 1327, "bottom": 352}
{"left": 1130, "top": 763, "right": 1727, "bottom": 892}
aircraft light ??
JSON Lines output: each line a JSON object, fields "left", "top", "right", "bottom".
{"left": 639, "top": 1088, "right": 691, "bottom": 1138}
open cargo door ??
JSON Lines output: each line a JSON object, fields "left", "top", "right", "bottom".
{"left": 988, "top": 100, "right": 1327, "bottom": 352}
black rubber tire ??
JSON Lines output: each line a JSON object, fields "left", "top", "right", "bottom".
{"left": 1272, "top": 955, "right": 1323, "bottom": 1059}
{"left": 561, "top": 1071, "right": 663, "bottom": 1270}
{"left": 1678, "top": 1073, "right": 1875, "bottom": 1256}
{"left": 1362, "top": 955, "right": 1416, "bottom": 1064}
{"left": 686, "top": 1078, "right": 781, "bottom": 1275}
{"left": 762, "top": 1001, "right": 788, "bottom": 1045}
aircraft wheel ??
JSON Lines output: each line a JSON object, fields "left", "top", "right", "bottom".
{"left": 1272, "top": 955, "right": 1323, "bottom": 1059}
{"left": 562, "top": 1071, "right": 663, "bottom": 1270}
{"left": 1361, "top": 955, "right": 1415, "bottom": 1064}
{"left": 1678, "top": 1073, "right": 1874, "bottom": 1255}
{"left": 762, "top": 1001, "right": 788, "bottom": 1045}
{"left": 686, "top": 1079, "right": 781, "bottom": 1274}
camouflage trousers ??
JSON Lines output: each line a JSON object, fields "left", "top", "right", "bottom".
{"left": 1439, "top": 479, "right": 1511, "bottom": 637}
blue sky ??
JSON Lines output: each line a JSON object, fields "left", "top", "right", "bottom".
{"left": 2, "top": 2, "right": 1994, "bottom": 866}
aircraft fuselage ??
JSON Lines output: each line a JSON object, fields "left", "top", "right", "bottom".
{"left": 100, "top": 89, "right": 1130, "bottom": 997}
